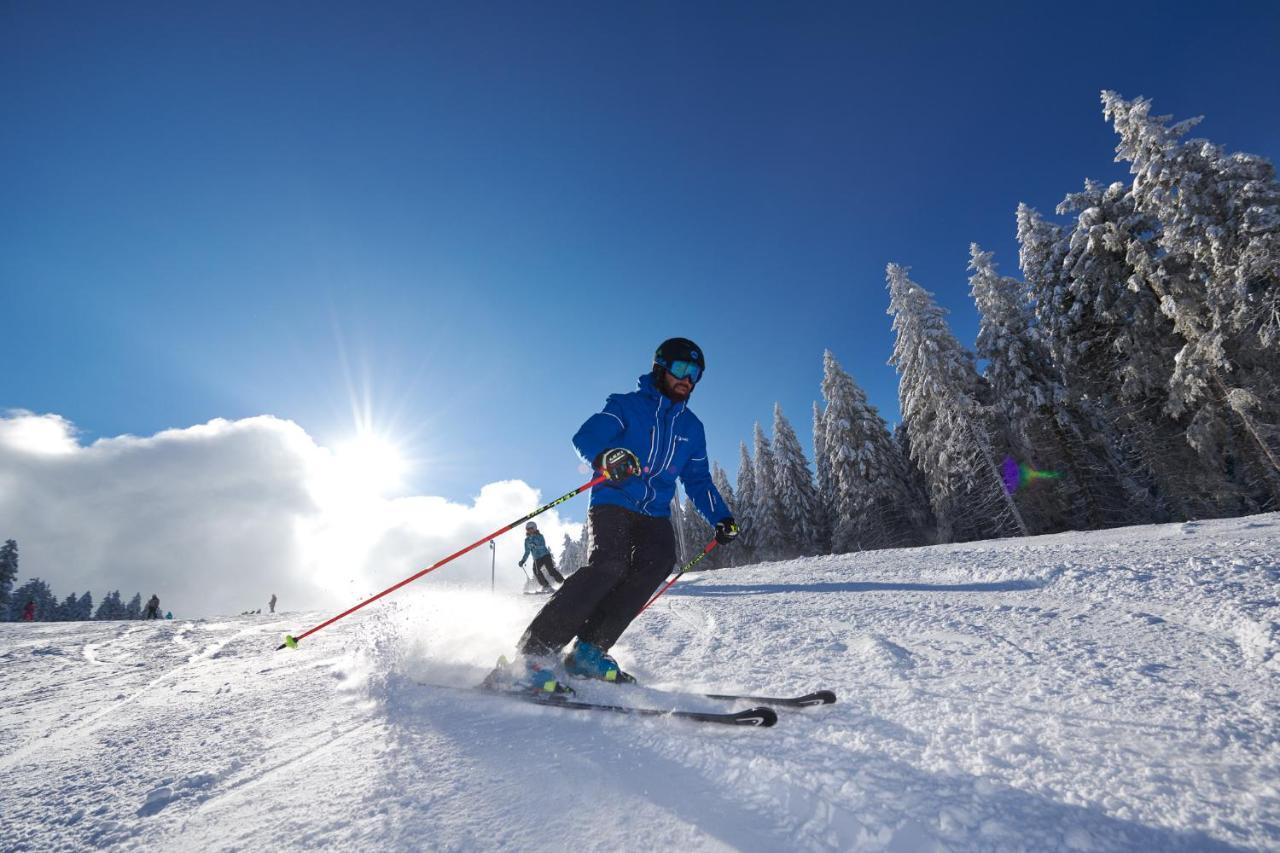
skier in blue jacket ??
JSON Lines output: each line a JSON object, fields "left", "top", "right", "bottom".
{"left": 520, "top": 521, "right": 565, "bottom": 591}
{"left": 491, "top": 338, "right": 739, "bottom": 693}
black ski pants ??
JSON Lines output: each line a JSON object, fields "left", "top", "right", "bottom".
{"left": 520, "top": 504, "right": 676, "bottom": 656}
{"left": 531, "top": 554, "right": 565, "bottom": 588}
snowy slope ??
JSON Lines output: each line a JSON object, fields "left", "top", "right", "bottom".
{"left": 2, "top": 513, "right": 1278, "bottom": 852}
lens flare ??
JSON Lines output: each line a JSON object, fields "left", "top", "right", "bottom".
{"left": 1002, "top": 456, "right": 1062, "bottom": 494}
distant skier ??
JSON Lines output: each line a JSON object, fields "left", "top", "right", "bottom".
{"left": 490, "top": 338, "right": 738, "bottom": 693}
{"left": 519, "top": 521, "right": 564, "bottom": 592}
{"left": 144, "top": 594, "right": 160, "bottom": 619}
{"left": 21, "top": 599, "right": 35, "bottom": 621}
{"left": 269, "top": 593, "right": 277, "bottom": 614}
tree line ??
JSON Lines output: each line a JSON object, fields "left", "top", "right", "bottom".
{"left": 563, "top": 90, "right": 1279, "bottom": 570}
{"left": 0, "top": 539, "right": 157, "bottom": 622}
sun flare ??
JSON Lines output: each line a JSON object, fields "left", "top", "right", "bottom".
{"left": 331, "top": 433, "right": 407, "bottom": 496}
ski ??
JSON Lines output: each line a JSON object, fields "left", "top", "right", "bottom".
{"left": 414, "top": 680, "right": 779, "bottom": 727}
{"left": 569, "top": 678, "right": 837, "bottom": 708}
{"left": 701, "top": 689, "right": 837, "bottom": 708}
{"left": 520, "top": 692, "right": 779, "bottom": 727}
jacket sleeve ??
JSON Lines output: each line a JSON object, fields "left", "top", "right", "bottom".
{"left": 571, "top": 394, "right": 628, "bottom": 469}
{"left": 679, "top": 424, "right": 731, "bottom": 525}
{"left": 521, "top": 538, "right": 533, "bottom": 561}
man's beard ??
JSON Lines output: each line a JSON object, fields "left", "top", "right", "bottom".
{"left": 661, "top": 383, "right": 692, "bottom": 402}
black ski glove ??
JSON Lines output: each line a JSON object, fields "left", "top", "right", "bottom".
{"left": 714, "top": 518, "right": 740, "bottom": 545}
{"left": 595, "top": 447, "right": 642, "bottom": 482}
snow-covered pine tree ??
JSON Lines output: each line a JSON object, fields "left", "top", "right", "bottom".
{"left": 893, "top": 424, "right": 936, "bottom": 543}
{"left": 710, "top": 462, "right": 737, "bottom": 568}
{"left": 8, "top": 578, "right": 56, "bottom": 622}
{"left": 970, "top": 243, "right": 1109, "bottom": 532}
{"left": 680, "top": 494, "right": 716, "bottom": 567}
{"left": 820, "top": 350, "right": 924, "bottom": 551}
{"left": 569, "top": 517, "right": 589, "bottom": 577}
{"left": 0, "top": 539, "right": 17, "bottom": 613}
{"left": 95, "top": 590, "right": 124, "bottom": 620}
{"left": 670, "top": 491, "right": 688, "bottom": 565}
{"left": 1017, "top": 202, "right": 1166, "bottom": 526}
{"left": 558, "top": 532, "right": 576, "bottom": 575}
{"left": 751, "top": 423, "right": 786, "bottom": 562}
{"left": 811, "top": 402, "right": 833, "bottom": 554}
{"left": 76, "top": 591, "right": 94, "bottom": 621}
{"left": 1103, "top": 91, "right": 1280, "bottom": 507}
{"left": 125, "top": 593, "right": 143, "bottom": 620}
{"left": 887, "top": 264, "right": 1028, "bottom": 542}
{"left": 770, "top": 404, "right": 820, "bottom": 558}
{"left": 711, "top": 461, "right": 737, "bottom": 518}
{"left": 56, "top": 592, "right": 79, "bottom": 621}
{"left": 735, "top": 442, "right": 758, "bottom": 563}
{"left": 1056, "top": 177, "right": 1243, "bottom": 519}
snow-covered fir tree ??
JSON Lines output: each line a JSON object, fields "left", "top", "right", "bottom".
{"left": 735, "top": 442, "right": 758, "bottom": 563}
{"left": 1056, "top": 176, "right": 1246, "bottom": 519}
{"left": 558, "top": 519, "right": 589, "bottom": 578}
{"left": 811, "top": 402, "right": 833, "bottom": 554}
{"left": 95, "top": 591, "right": 125, "bottom": 620}
{"left": 679, "top": 494, "right": 715, "bottom": 567}
{"left": 56, "top": 592, "right": 79, "bottom": 621}
{"left": 8, "top": 578, "right": 56, "bottom": 622}
{"left": 970, "top": 243, "right": 1112, "bottom": 532}
{"left": 557, "top": 533, "right": 577, "bottom": 575}
{"left": 893, "top": 423, "right": 936, "bottom": 543}
{"left": 669, "top": 492, "right": 688, "bottom": 565}
{"left": 711, "top": 462, "right": 736, "bottom": 520}
{"left": 750, "top": 423, "right": 787, "bottom": 562}
{"left": 820, "top": 350, "right": 924, "bottom": 551}
{"left": 1016, "top": 200, "right": 1168, "bottom": 525}
{"left": 0, "top": 539, "right": 17, "bottom": 612}
{"left": 75, "top": 591, "right": 94, "bottom": 621}
{"left": 1103, "top": 91, "right": 1280, "bottom": 507}
{"left": 710, "top": 462, "right": 737, "bottom": 568}
{"left": 888, "top": 264, "right": 1027, "bottom": 542}
{"left": 770, "top": 404, "right": 821, "bottom": 558}
{"left": 125, "top": 593, "right": 143, "bottom": 620}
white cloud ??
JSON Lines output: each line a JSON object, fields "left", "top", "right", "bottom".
{"left": 0, "top": 410, "right": 80, "bottom": 455}
{"left": 0, "top": 413, "right": 582, "bottom": 620}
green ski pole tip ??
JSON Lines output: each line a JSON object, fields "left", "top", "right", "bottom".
{"left": 283, "top": 635, "right": 298, "bottom": 649}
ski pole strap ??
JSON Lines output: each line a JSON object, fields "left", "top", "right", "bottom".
{"left": 277, "top": 473, "right": 608, "bottom": 651}
{"left": 637, "top": 538, "right": 718, "bottom": 615}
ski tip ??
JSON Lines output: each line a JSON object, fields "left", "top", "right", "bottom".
{"left": 736, "top": 706, "right": 779, "bottom": 727}
{"left": 801, "top": 690, "right": 837, "bottom": 706}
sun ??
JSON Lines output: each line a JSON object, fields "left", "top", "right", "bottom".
{"left": 331, "top": 432, "right": 407, "bottom": 496}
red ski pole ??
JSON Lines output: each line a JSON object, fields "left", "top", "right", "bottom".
{"left": 278, "top": 473, "right": 607, "bottom": 650}
{"left": 637, "top": 538, "right": 719, "bottom": 615}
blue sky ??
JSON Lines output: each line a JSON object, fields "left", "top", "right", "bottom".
{"left": 4, "top": 1, "right": 1279, "bottom": 522}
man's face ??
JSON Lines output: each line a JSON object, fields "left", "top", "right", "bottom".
{"left": 661, "top": 369, "right": 694, "bottom": 401}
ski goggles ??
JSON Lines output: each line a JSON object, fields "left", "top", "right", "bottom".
{"left": 657, "top": 358, "right": 703, "bottom": 384}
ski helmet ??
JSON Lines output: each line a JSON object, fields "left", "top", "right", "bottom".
{"left": 526, "top": 521, "right": 538, "bottom": 531}
{"left": 653, "top": 337, "right": 705, "bottom": 384}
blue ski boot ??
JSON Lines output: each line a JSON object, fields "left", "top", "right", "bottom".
{"left": 564, "top": 640, "right": 637, "bottom": 684}
{"left": 481, "top": 655, "right": 574, "bottom": 695}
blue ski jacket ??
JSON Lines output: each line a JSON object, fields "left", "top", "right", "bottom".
{"left": 572, "top": 373, "right": 731, "bottom": 524}
{"left": 521, "top": 533, "right": 551, "bottom": 562}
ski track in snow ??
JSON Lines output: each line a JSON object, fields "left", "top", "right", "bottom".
{"left": 1, "top": 514, "right": 1278, "bottom": 851}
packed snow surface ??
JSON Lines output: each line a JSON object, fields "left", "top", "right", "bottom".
{"left": 2, "top": 514, "right": 1278, "bottom": 851}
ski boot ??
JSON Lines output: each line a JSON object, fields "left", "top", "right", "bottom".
{"left": 481, "top": 655, "right": 574, "bottom": 695}
{"left": 563, "top": 640, "right": 636, "bottom": 684}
